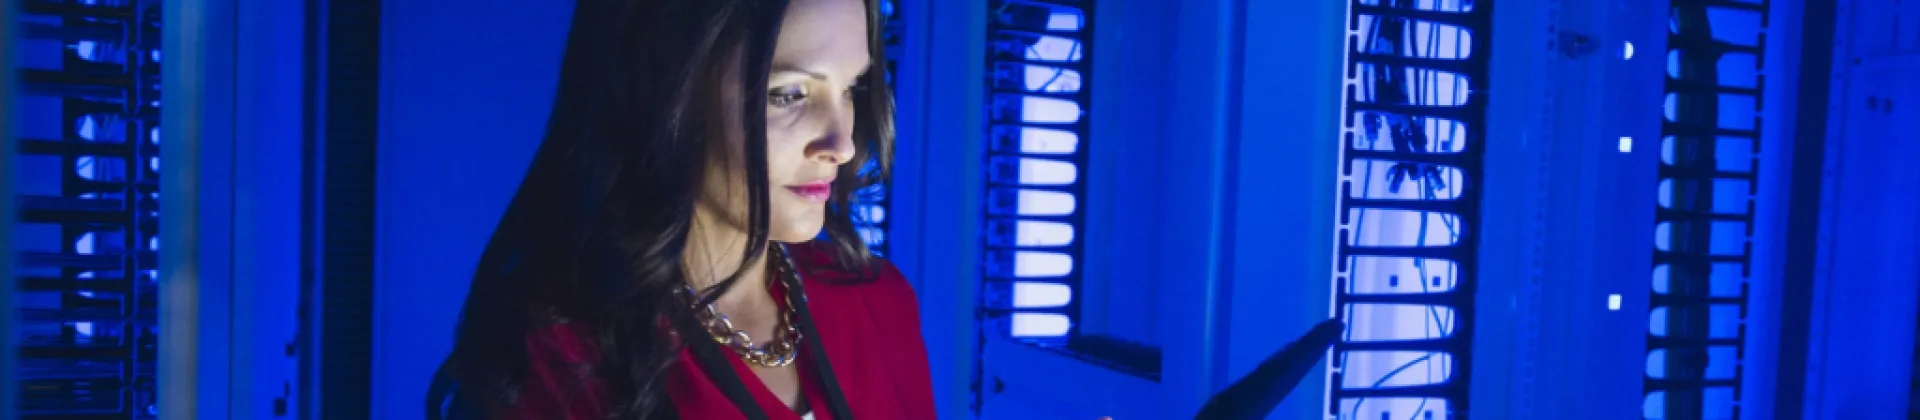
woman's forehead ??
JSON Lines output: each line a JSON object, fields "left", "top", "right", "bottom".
{"left": 772, "top": 0, "right": 871, "bottom": 80}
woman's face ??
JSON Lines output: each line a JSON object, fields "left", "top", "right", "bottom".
{"left": 698, "top": 0, "right": 871, "bottom": 243}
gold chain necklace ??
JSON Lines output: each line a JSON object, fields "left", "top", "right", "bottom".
{"left": 683, "top": 245, "right": 805, "bottom": 368}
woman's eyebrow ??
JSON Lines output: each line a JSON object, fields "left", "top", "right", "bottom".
{"left": 771, "top": 61, "right": 873, "bottom": 81}
{"left": 771, "top": 65, "right": 828, "bottom": 81}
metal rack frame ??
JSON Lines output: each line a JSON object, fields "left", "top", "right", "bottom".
{"left": 1327, "top": 0, "right": 1490, "bottom": 418}
{"left": 1644, "top": 2, "right": 1769, "bottom": 418}
{"left": 13, "top": 0, "right": 163, "bottom": 418}
{"left": 978, "top": 0, "right": 1094, "bottom": 349}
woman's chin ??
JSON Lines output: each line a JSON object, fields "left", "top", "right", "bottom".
{"left": 770, "top": 221, "right": 825, "bottom": 243}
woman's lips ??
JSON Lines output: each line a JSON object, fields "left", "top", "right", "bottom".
{"left": 785, "top": 181, "right": 833, "bottom": 202}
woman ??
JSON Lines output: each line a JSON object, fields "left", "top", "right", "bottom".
{"left": 425, "top": 0, "right": 932, "bottom": 418}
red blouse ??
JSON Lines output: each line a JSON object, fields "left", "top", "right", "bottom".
{"left": 511, "top": 243, "right": 935, "bottom": 419}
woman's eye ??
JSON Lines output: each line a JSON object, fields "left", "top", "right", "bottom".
{"left": 769, "top": 86, "right": 808, "bottom": 108}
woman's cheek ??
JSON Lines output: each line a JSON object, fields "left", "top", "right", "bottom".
{"left": 767, "top": 106, "right": 802, "bottom": 129}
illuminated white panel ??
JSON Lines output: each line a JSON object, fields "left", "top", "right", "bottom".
{"left": 858, "top": 227, "right": 885, "bottom": 246}
{"left": 1649, "top": 308, "right": 1666, "bottom": 336}
{"left": 1023, "top": 36, "right": 1083, "bottom": 62}
{"left": 76, "top": 157, "right": 96, "bottom": 180}
{"left": 1647, "top": 349, "right": 1667, "bottom": 377}
{"left": 1019, "top": 158, "right": 1077, "bottom": 185}
{"left": 1010, "top": 312, "right": 1072, "bottom": 337}
{"left": 1664, "top": 92, "right": 1678, "bottom": 121}
{"left": 77, "top": 40, "right": 100, "bottom": 60}
{"left": 1338, "top": 351, "right": 1453, "bottom": 388}
{"left": 1347, "top": 256, "right": 1460, "bottom": 294}
{"left": 1013, "top": 221, "right": 1074, "bottom": 247}
{"left": 1342, "top": 303, "right": 1456, "bottom": 341}
{"left": 1013, "top": 251, "right": 1073, "bottom": 277}
{"left": 1023, "top": 65, "right": 1082, "bottom": 92}
{"left": 1406, "top": 20, "right": 1473, "bottom": 58}
{"left": 1667, "top": 49, "right": 1682, "bottom": 79}
{"left": 79, "top": 115, "right": 98, "bottom": 140}
{"left": 1020, "top": 127, "right": 1079, "bottom": 154}
{"left": 1401, "top": 68, "right": 1471, "bottom": 106}
{"left": 1333, "top": 398, "right": 1451, "bottom": 420}
{"left": 853, "top": 204, "right": 887, "bottom": 224}
{"left": 1045, "top": 12, "right": 1083, "bottom": 31}
{"left": 1012, "top": 281, "right": 1072, "bottom": 308}
{"left": 1021, "top": 96, "right": 1082, "bottom": 124}
{"left": 1344, "top": 209, "right": 1462, "bottom": 247}
{"left": 1017, "top": 189, "right": 1076, "bottom": 216}
{"left": 987, "top": 0, "right": 1087, "bottom": 348}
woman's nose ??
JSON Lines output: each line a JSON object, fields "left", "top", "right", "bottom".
{"left": 811, "top": 96, "right": 858, "bottom": 165}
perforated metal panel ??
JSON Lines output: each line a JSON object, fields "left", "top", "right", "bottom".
{"left": 1643, "top": 2, "right": 1769, "bottom": 418}
{"left": 980, "top": 0, "right": 1089, "bottom": 347}
{"left": 13, "top": 0, "right": 163, "bottom": 418}
{"left": 1327, "top": 0, "right": 1489, "bottom": 418}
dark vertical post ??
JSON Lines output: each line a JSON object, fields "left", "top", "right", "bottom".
{"left": 311, "top": 0, "right": 380, "bottom": 418}
{"left": 1773, "top": 0, "right": 1838, "bottom": 416}
{"left": 0, "top": 0, "right": 17, "bottom": 416}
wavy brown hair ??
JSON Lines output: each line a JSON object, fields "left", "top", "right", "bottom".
{"left": 425, "top": 0, "right": 893, "bottom": 418}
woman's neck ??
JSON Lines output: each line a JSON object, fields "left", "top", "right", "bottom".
{"left": 682, "top": 221, "right": 775, "bottom": 310}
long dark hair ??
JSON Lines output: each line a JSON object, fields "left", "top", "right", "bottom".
{"left": 426, "top": 0, "right": 893, "bottom": 418}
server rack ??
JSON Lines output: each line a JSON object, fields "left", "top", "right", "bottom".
{"left": 1644, "top": 1, "right": 1770, "bottom": 418}
{"left": 979, "top": 0, "right": 1093, "bottom": 350}
{"left": 1327, "top": 0, "right": 1491, "bottom": 418}
{"left": 12, "top": 0, "right": 164, "bottom": 418}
